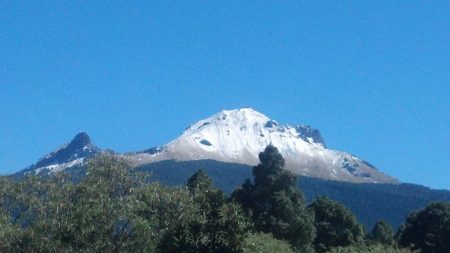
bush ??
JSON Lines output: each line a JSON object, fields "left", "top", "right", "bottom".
{"left": 308, "top": 197, "right": 364, "bottom": 252}
{"left": 242, "top": 233, "right": 294, "bottom": 253}
{"left": 327, "top": 244, "right": 412, "bottom": 253}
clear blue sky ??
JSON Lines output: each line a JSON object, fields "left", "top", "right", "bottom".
{"left": 1, "top": 1, "right": 449, "bottom": 189}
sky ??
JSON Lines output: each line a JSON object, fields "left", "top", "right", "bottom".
{"left": 1, "top": 1, "right": 449, "bottom": 189}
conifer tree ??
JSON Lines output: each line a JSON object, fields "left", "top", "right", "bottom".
{"left": 232, "top": 145, "right": 315, "bottom": 251}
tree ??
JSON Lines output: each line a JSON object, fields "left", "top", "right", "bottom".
{"left": 242, "top": 233, "right": 295, "bottom": 253}
{"left": 15, "top": 155, "right": 157, "bottom": 252}
{"left": 327, "top": 244, "right": 412, "bottom": 253}
{"left": 55, "top": 155, "right": 157, "bottom": 252}
{"left": 159, "top": 169, "right": 250, "bottom": 253}
{"left": 308, "top": 197, "right": 364, "bottom": 253}
{"left": 398, "top": 202, "right": 450, "bottom": 253}
{"left": 0, "top": 174, "right": 62, "bottom": 252}
{"left": 0, "top": 207, "right": 32, "bottom": 252}
{"left": 369, "top": 220, "right": 395, "bottom": 246}
{"left": 187, "top": 169, "right": 214, "bottom": 192}
{"left": 232, "top": 145, "right": 315, "bottom": 251}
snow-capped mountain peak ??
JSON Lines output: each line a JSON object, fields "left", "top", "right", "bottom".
{"left": 127, "top": 108, "right": 398, "bottom": 184}
{"left": 18, "top": 108, "right": 398, "bottom": 184}
{"left": 181, "top": 108, "right": 325, "bottom": 149}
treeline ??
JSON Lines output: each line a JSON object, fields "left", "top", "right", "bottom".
{"left": 1, "top": 145, "right": 449, "bottom": 253}
{"left": 136, "top": 159, "right": 450, "bottom": 229}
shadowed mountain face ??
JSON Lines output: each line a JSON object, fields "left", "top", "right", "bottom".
{"left": 20, "top": 132, "right": 100, "bottom": 175}
{"left": 295, "top": 125, "right": 326, "bottom": 148}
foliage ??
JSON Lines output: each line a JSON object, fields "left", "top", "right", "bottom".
{"left": 158, "top": 169, "right": 250, "bottom": 253}
{"left": 308, "top": 197, "right": 364, "bottom": 253}
{"left": 398, "top": 201, "right": 450, "bottom": 253}
{"left": 242, "top": 233, "right": 294, "bottom": 253}
{"left": 1, "top": 156, "right": 157, "bottom": 252}
{"left": 1, "top": 154, "right": 449, "bottom": 252}
{"left": 232, "top": 145, "right": 315, "bottom": 251}
{"left": 137, "top": 159, "right": 450, "bottom": 229}
{"left": 0, "top": 209, "right": 28, "bottom": 252}
{"left": 1, "top": 158, "right": 253, "bottom": 253}
{"left": 58, "top": 156, "right": 156, "bottom": 252}
{"left": 326, "top": 244, "right": 413, "bottom": 253}
{"left": 368, "top": 220, "right": 395, "bottom": 245}
{"left": 187, "top": 169, "right": 214, "bottom": 191}
{"left": 136, "top": 183, "right": 197, "bottom": 241}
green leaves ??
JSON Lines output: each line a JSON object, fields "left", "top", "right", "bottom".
{"left": 398, "top": 202, "right": 450, "bottom": 253}
{"left": 187, "top": 169, "right": 214, "bottom": 192}
{"left": 0, "top": 155, "right": 158, "bottom": 253}
{"left": 1, "top": 153, "right": 447, "bottom": 253}
{"left": 242, "top": 233, "right": 295, "bottom": 253}
{"left": 369, "top": 220, "right": 395, "bottom": 246}
{"left": 158, "top": 170, "right": 250, "bottom": 253}
{"left": 308, "top": 197, "right": 364, "bottom": 253}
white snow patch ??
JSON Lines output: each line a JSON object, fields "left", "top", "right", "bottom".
{"left": 34, "top": 158, "right": 85, "bottom": 174}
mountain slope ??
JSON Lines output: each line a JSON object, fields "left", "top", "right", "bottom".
{"left": 19, "top": 132, "right": 100, "bottom": 176}
{"left": 17, "top": 108, "right": 397, "bottom": 184}
{"left": 125, "top": 108, "right": 397, "bottom": 184}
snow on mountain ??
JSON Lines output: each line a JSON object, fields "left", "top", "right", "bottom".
{"left": 125, "top": 108, "right": 399, "bottom": 184}
{"left": 21, "top": 132, "right": 100, "bottom": 176}
{"left": 16, "top": 109, "right": 398, "bottom": 184}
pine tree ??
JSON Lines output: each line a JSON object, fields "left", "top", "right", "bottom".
{"left": 232, "top": 145, "right": 315, "bottom": 251}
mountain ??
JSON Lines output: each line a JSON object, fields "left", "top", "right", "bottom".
{"left": 124, "top": 108, "right": 398, "bottom": 184}
{"left": 17, "top": 108, "right": 397, "bottom": 184}
{"left": 19, "top": 132, "right": 100, "bottom": 176}
{"left": 12, "top": 110, "right": 450, "bottom": 230}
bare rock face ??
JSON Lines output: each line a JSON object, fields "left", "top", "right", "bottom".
{"left": 295, "top": 125, "right": 326, "bottom": 148}
{"left": 125, "top": 108, "right": 399, "bottom": 184}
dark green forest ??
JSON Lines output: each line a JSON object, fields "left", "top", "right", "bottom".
{"left": 1, "top": 146, "right": 449, "bottom": 252}
{"left": 135, "top": 160, "right": 450, "bottom": 229}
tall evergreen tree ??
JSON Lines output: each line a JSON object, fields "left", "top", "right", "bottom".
{"left": 232, "top": 145, "right": 315, "bottom": 251}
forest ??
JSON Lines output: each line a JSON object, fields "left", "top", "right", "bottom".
{"left": 135, "top": 159, "right": 450, "bottom": 230}
{"left": 1, "top": 145, "right": 449, "bottom": 253}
